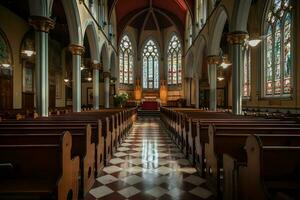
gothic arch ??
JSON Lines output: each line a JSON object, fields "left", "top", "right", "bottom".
{"left": 83, "top": 22, "right": 100, "bottom": 63}
{"left": 208, "top": 6, "right": 229, "bottom": 55}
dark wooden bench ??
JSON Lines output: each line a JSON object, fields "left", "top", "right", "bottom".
{"left": 0, "top": 125, "right": 96, "bottom": 196}
{"left": 223, "top": 135, "right": 300, "bottom": 200}
{"left": 0, "top": 131, "right": 79, "bottom": 200}
{"left": 204, "top": 125, "right": 300, "bottom": 197}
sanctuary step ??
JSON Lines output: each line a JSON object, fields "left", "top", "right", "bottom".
{"left": 137, "top": 109, "right": 160, "bottom": 117}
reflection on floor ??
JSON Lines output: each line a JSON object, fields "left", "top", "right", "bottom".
{"left": 85, "top": 117, "right": 214, "bottom": 200}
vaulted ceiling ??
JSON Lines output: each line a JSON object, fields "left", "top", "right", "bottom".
{"left": 108, "top": 0, "right": 194, "bottom": 40}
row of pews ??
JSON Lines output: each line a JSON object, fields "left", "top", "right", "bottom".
{"left": 160, "top": 107, "right": 300, "bottom": 200}
{"left": 0, "top": 108, "right": 137, "bottom": 200}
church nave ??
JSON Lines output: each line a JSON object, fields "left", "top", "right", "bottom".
{"left": 86, "top": 117, "right": 213, "bottom": 200}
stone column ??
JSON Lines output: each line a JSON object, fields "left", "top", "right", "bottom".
{"left": 69, "top": 44, "right": 85, "bottom": 112}
{"left": 103, "top": 71, "right": 110, "bottom": 108}
{"left": 29, "top": 16, "right": 55, "bottom": 117}
{"left": 207, "top": 55, "right": 221, "bottom": 111}
{"left": 194, "top": 74, "right": 200, "bottom": 109}
{"left": 92, "top": 63, "right": 100, "bottom": 110}
{"left": 185, "top": 77, "right": 192, "bottom": 106}
{"left": 227, "top": 32, "right": 248, "bottom": 115}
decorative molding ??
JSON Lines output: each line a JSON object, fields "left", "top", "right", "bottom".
{"left": 91, "top": 63, "right": 100, "bottom": 69}
{"left": 227, "top": 31, "right": 249, "bottom": 45}
{"left": 68, "top": 44, "right": 85, "bottom": 55}
{"left": 29, "top": 16, "right": 55, "bottom": 33}
{"left": 207, "top": 55, "right": 222, "bottom": 65}
{"left": 103, "top": 71, "right": 111, "bottom": 78}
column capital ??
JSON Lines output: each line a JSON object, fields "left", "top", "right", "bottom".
{"left": 91, "top": 63, "right": 100, "bottom": 69}
{"left": 227, "top": 31, "right": 249, "bottom": 45}
{"left": 103, "top": 71, "right": 111, "bottom": 78}
{"left": 29, "top": 16, "right": 55, "bottom": 32}
{"left": 207, "top": 55, "right": 222, "bottom": 65}
{"left": 68, "top": 44, "right": 85, "bottom": 55}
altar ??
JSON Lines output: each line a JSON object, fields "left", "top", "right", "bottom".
{"left": 140, "top": 96, "right": 160, "bottom": 110}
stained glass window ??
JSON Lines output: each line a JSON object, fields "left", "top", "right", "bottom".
{"left": 142, "top": 40, "right": 159, "bottom": 89}
{"left": 243, "top": 46, "right": 251, "bottom": 97}
{"left": 167, "top": 34, "right": 182, "bottom": 85}
{"left": 264, "top": 0, "right": 292, "bottom": 97}
{"left": 119, "top": 35, "right": 133, "bottom": 84}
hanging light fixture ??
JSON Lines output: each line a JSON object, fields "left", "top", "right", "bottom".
{"left": 21, "top": 38, "right": 35, "bottom": 57}
{"left": 0, "top": 57, "right": 11, "bottom": 68}
{"left": 220, "top": 54, "right": 232, "bottom": 69}
{"left": 217, "top": 76, "right": 224, "bottom": 81}
{"left": 81, "top": 64, "right": 85, "bottom": 71}
{"left": 22, "top": 50, "right": 35, "bottom": 57}
{"left": 217, "top": 67, "right": 225, "bottom": 81}
{"left": 247, "top": 33, "right": 262, "bottom": 47}
{"left": 87, "top": 71, "right": 92, "bottom": 82}
{"left": 63, "top": 71, "right": 70, "bottom": 83}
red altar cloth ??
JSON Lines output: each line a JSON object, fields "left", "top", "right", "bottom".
{"left": 141, "top": 101, "right": 159, "bottom": 110}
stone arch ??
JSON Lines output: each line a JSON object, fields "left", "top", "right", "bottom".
{"left": 60, "top": 0, "right": 82, "bottom": 45}
{"left": 230, "top": 0, "right": 252, "bottom": 32}
{"left": 83, "top": 22, "right": 100, "bottom": 63}
{"left": 208, "top": 6, "right": 229, "bottom": 55}
{"left": 110, "top": 52, "right": 117, "bottom": 78}
{"left": 185, "top": 52, "right": 194, "bottom": 78}
{"left": 100, "top": 43, "right": 109, "bottom": 71}
{"left": 194, "top": 35, "right": 207, "bottom": 79}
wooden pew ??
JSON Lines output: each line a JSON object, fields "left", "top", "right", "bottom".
{"left": 205, "top": 125, "right": 300, "bottom": 197}
{"left": 0, "top": 131, "right": 79, "bottom": 200}
{"left": 0, "top": 125, "right": 96, "bottom": 196}
{"left": 223, "top": 135, "right": 300, "bottom": 200}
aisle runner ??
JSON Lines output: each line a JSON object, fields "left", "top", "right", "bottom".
{"left": 86, "top": 117, "right": 214, "bottom": 200}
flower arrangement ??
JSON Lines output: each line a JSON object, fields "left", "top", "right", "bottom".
{"left": 113, "top": 92, "right": 129, "bottom": 108}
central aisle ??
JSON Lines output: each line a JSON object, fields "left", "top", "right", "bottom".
{"left": 86, "top": 117, "right": 213, "bottom": 200}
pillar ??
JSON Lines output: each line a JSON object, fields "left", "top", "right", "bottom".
{"left": 92, "top": 63, "right": 100, "bottom": 110}
{"left": 227, "top": 32, "right": 248, "bottom": 115}
{"left": 185, "top": 77, "right": 192, "bottom": 106}
{"left": 69, "top": 44, "right": 85, "bottom": 112}
{"left": 29, "top": 16, "right": 55, "bottom": 117}
{"left": 104, "top": 71, "right": 110, "bottom": 108}
{"left": 207, "top": 55, "right": 221, "bottom": 111}
{"left": 194, "top": 74, "right": 200, "bottom": 109}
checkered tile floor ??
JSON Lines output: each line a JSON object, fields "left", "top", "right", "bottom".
{"left": 85, "top": 117, "right": 214, "bottom": 200}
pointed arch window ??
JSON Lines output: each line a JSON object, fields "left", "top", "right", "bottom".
{"left": 167, "top": 34, "right": 182, "bottom": 85}
{"left": 119, "top": 35, "right": 133, "bottom": 84}
{"left": 264, "top": 0, "right": 293, "bottom": 97}
{"left": 142, "top": 40, "right": 159, "bottom": 89}
{"left": 243, "top": 46, "right": 251, "bottom": 97}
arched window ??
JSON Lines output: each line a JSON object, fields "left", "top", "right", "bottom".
{"left": 142, "top": 39, "right": 159, "bottom": 89}
{"left": 243, "top": 46, "right": 251, "bottom": 97}
{"left": 167, "top": 34, "right": 182, "bottom": 85}
{"left": 264, "top": 0, "right": 292, "bottom": 97}
{"left": 119, "top": 35, "right": 133, "bottom": 84}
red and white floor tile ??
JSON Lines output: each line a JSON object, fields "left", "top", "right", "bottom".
{"left": 85, "top": 118, "right": 214, "bottom": 200}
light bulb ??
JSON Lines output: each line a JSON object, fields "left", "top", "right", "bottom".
{"left": 248, "top": 39, "right": 262, "bottom": 47}
{"left": 22, "top": 50, "right": 35, "bottom": 57}
{"left": 217, "top": 77, "right": 224, "bottom": 81}
{"left": 1, "top": 63, "right": 10, "bottom": 68}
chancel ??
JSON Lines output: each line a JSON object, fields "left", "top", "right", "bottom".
{"left": 0, "top": 0, "right": 299, "bottom": 199}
